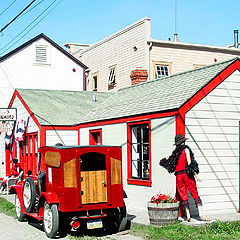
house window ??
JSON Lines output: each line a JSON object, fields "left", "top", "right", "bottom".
{"left": 89, "top": 129, "right": 102, "bottom": 145}
{"left": 127, "top": 121, "right": 151, "bottom": 186}
{"left": 35, "top": 45, "right": 48, "bottom": 63}
{"left": 153, "top": 62, "right": 171, "bottom": 79}
{"left": 92, "top": 72, "right": 99, "bottom": 91}
{"left": 108, "top": 65, "right": 117, "bottom": 90}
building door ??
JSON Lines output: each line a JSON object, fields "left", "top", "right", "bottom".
{"left": 80, "top": 152, "right": 107, "bottom": 204}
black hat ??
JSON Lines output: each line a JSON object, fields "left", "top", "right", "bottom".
{"left": 174, "top": 134, "right": 188, "bottom": 146}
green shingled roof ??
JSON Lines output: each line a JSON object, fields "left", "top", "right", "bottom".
{"left": 16, "top": 57, "right": 239, "bottom": 126}
{"left": 16, "top": 89, "right": 110, "bottom": 125}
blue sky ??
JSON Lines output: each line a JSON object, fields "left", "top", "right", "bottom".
{"left": 0, "top": 0, "right": 239, "bottom": 55}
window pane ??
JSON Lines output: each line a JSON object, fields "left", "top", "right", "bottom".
{"left": 131, "top": 124, "right": 149, "bottom": 180}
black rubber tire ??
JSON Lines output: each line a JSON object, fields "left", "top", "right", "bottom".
{"left": 106, "top": 203, "right": 128, "bottom": 233}
{"left": 15, "top": 194, "right": 26, "bottom": 222}
{"left": 119, "top": 203, "right": 128, "bottom": 231}
{"left": 43, "top": 202, "right": 59, "bottom": 238}
{"left": 22, "top": 177, "right": 36, "bottom": 213}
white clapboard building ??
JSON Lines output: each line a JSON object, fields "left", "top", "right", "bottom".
{"left": 3, "top": 57, "right": 240, "bottom": 217}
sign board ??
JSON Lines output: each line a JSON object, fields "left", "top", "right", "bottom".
{"left": 0, "top": 108, "right": 17, "bottom": 121}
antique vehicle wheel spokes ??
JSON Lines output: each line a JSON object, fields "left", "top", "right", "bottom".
{"left": 43, "top": 202, "right": 59, "bottom": 238}
{"left": 15, "top": 194, "right": 25, "bottom": 221}
{"left": 22, "top": 177, "right": 36, "bottom": 213}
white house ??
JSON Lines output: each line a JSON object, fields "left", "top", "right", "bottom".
{"left": 0, "top": 33, "right": 87, "bottom": 108}
{"left": 65, "top": 17, "right": 240, "bottom": 92}
{"left": 4, "top": 58, "right": 240, "bottom": 218}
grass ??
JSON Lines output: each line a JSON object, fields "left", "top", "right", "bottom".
{"left": 0, "top": 197, "right": 16, "bottom": 218}
{"left": 131, "top": 221, "right": 240, "bottom": 240}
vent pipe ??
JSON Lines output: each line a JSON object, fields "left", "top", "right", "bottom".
{"left": 234, "top": 30, "right": 239, "bottom": 48}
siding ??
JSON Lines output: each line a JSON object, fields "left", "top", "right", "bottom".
{"left": 0, "top": 37, "right": 84, "bottom": 108}
{"left": 75, "top": 18, "right": 150, "bottom": 91}
{"left": 150, "top": 45, "right": 240, "bottom": 80}
{"left": 185, "top": 70, "right": 240, "bottom": 215}
{"left": 46, "top": 130, "right": 78, "bottom": 146}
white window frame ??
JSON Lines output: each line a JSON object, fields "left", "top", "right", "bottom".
{"left": 108, "top": 66, "right": 116, "bottom": 84}
{"left": 153, "top": 62, "right": 171, "bottom": 79}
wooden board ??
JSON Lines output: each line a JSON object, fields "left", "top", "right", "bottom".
{"left": 64, "top": 158, "right": 77, "bottom": 188}
{"left": 81, "top": 170, "right": 107, "bottom": 204}
{"left": 110, "top": 157, "right": 121, "bottom": 185}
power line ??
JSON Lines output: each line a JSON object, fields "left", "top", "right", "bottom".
{"left": 0, "top": 0, "right": 37, "bottom": 34}
{"left": 0, "top": 0, "right": 64, "bottom": 55}
{"left": 18, "top": 0, "right": 45, "bottom": 19}
{"left": 0, "top": 0, "right": 17, "bottom": 17}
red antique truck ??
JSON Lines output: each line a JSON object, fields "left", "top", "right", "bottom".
{"left": 11, "top": 145, "right": 127, "bottom": 238}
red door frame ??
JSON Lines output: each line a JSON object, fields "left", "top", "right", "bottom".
{"left": 127, "top": 120, "right": 152, "bottom": 187}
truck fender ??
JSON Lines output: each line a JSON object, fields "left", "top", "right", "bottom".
{"left": 38, "top": 192, "right": 60, "bottom": 218}
{"left": 10, "top": 185, "right": 27, "bottom": 214}
{"left": 38, "top": 192, "right": 59, "bottom": 208}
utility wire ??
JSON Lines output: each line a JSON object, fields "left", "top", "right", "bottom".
{"left": 0, "top": 0, "right": 17, "bottom": 17}
{"left": 0, "top": 0, "right": 37, "bottom": 34}
{"left": 18, "top": 0, "right": 45, "bottom": 20}
{"left": 0, "top": 0, "right": 64, "bottom": 55}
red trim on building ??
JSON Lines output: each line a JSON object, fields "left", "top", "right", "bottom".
{"left": 180, "top": 60, "right": 240, "bottom": 115}
{"left": 79, "top": 111, "right": 178, "bottom": 129}
{"left": 176, "top": 113, "right": 185, "bottom": 136}
{"left": 127, "top": 120, "right": 152, "bottom": 187}
{"left": 9, "top": 90, "right": 41, "bottom": 128}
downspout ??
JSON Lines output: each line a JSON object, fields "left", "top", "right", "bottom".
{"left": 148, "top": 41, "right": 153, "bottom": 81}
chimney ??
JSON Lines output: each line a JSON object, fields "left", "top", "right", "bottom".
{"left": 234, "top": 30, "right": 239, "bottom": 48}
{"left": 130, "top": 68, "right": 148, "bottom": 86}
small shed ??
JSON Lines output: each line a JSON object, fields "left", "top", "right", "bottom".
{"left": 3, "top": 57, "right": 240, "bottom": 216}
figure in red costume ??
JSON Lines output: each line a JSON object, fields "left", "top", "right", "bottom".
{"left": 0, "top": 158, "right": 22, "bottom": 193}
{"left": 160, "top": 134, "right": 206, "bottom": 222}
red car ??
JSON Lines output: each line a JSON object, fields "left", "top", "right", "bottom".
{"left": 11, "top": 145, "right": 127, "bottom": 238}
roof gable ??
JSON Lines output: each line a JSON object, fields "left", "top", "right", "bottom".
{"left": 0, "top": 33, "right": 87, "bottom": 69}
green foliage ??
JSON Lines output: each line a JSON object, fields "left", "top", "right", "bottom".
{"left": 0, "top": 197, "right": 16, "bottom": 218}
{"left": 131, "top": 221, "right": 240, "bottom": 240}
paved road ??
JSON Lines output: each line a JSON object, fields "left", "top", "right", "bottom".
{"left": 0, "top": 213, "right": 66, "bottom": 240}
{"left": 0, "top": 212, "right": 143, "bottom": 240}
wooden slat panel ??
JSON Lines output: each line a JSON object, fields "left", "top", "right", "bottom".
{"left": 110, "top": 157, "right": 121, "bottom": 185}
{"left": 81, "top": 170, "right": 107, "bottom": 204}
{"left": 64, "top": 158, "right": 77, "bottom": 188}
{"left": 45, "top": 151, "right": 61, "bottom": 168}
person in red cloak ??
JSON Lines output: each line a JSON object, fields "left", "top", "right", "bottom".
{"left": 160, "top": 134, "right": 206, "bottom": 222}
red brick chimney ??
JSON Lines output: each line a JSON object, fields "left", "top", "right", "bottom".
{"left": 130, "top": 67, "right": 148, "bottom": 86}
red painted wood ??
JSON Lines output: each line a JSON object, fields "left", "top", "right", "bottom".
{"left": 180, "top": 60, "right": 240, "bottom": 115}
{"left": 127, "top": 120, "right": 152, "bottom": 187}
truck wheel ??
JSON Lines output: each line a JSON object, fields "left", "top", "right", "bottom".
{"left": 119, "top": 203, "right": 128, "bottom": 231}
{"left": 23, "top": 177, "right": 36, "bottom": 212}
{"left": 43, "top": 202, "right": 59, "bottom": 238}
{"left": 15, "top": 194, "right": 26, "bottom": 222}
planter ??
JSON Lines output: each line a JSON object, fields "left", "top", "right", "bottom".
{"left": 147, "top": 201, "right": 180, "bottom": 225}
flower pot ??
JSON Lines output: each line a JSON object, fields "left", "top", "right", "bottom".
{"left": 147, "top": 201, "right": 179, "bottom": 225}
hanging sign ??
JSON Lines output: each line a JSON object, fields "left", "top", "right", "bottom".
{"left": 0, "top": 108, "right": 17, "bottom": 121}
